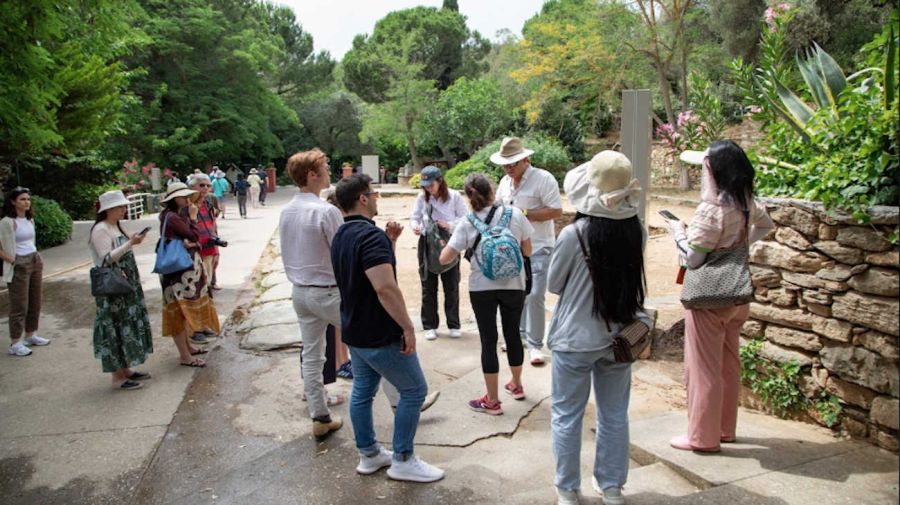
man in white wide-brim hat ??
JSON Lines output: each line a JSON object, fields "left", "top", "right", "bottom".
{"left": 491, "top": 137, "right": 562, "bottom": 366}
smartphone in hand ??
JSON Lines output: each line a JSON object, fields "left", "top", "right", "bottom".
{"left": 658, "top": 209, "right": 679, "bottom": 221}
{"left": 139, "top": 226, "right": 152, "bottom": 236}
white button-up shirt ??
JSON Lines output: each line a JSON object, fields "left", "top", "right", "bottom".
{"left": 496, "top": 165, "right": 562, "bottom": 251}
{"left": 409, "top": 190, "right": 467, "bottom": 231}
{"left": 279, "top": 192, "right": 343, "bottom": 286}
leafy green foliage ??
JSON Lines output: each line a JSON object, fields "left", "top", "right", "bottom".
{"left": 0, "top": 0, "right": 139, "bottom": 172}
{"left": 709, "top": 0, "right": 766, "bottom": 61}
{"left": 740, "top": 338, "right": 842, "bottom": 427}
{"left": 444, "top": 134, "right": 570, "bottom": 189}
{"left": 31, "top": 196, "right": 73, "bottom": 249}
{"left": 342, "top": 6, "right": 488, "bottom": 102}
{"left": 420, "top": 77, "right": 515, "bottom": 161}
{"left": 740, "top": 339, "right": 806, "bottom": 418}
{"left": 734, "top": 9, "right": 899, "bottom": 220}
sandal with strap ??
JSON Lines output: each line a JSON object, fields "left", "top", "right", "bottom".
{"left": 180, "top": 358, "right": 206, "bottom": 368}
{"left": 116, "top": 380, "right": 143, "bottom": 391}
{"left": 190, "top": 347, "right": 208, "bottom": 355}
{"left": 128, "top": 371, "right": 152, "bottom": 380}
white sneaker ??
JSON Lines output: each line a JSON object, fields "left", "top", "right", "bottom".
{"left": 356, "top": 447, "right": 393, "bottom": 475}
{"left": 23, "top": 335, "right": 50, "bottom": 346}
{"left": 600, "top": 484, "right": 625, "bottom": 505}
{"left": 556, "top": 487, "right": 581, "bottom": 505}
{"left": 386, "top": 455, "right": 445, "bottom": 483}
{"left": 449, "top": 329, "right": 462, "bottom": 338}
{"left": 424, "top": 329, "right": 438, "bottom": 340}
{"left": 8, "top": 342, "right": 32, "bottom": 357}
{"left": 529, "top": 348, "right": 546, "bottom": 365}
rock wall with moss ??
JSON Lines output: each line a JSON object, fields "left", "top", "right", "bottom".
{"left": 743, "top": 197, "right": 899, "bottom": 451}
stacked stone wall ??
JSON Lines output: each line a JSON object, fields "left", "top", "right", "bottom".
{"left": 745, "top": 197, "right": 899, "bottom": 450}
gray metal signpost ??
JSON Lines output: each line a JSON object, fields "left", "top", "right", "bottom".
{"left": 621, "top": 89, "right": 652, "bottom": 224}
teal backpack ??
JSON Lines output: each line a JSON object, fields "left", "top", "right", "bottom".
{"left": 466, "top": 206, "right": 523, "bottom": 280}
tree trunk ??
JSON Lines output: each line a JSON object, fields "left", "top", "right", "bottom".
{"left": 441, "top": 145, "right": 456, "bottom": 169}
{"left": 405, "top": 115, "right": 422, "bottom": 169}
{"left": 656, "top": 63, "right": 676, "bottom": 125}
{"left": 677, "top": 159, "right": 692, "bottom": 191}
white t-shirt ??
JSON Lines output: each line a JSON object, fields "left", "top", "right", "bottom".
{"left": 495, "top": 165, "right": 562, "bottom": 252}
{"left": 14, "top": 218, "right": 37, "bottom": 256}
{"left": 447, "top": 206, "right": 534, "bottom": 292}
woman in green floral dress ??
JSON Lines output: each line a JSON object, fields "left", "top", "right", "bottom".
{"left": 89, "top": 191, "right": 154, "bottom": 391}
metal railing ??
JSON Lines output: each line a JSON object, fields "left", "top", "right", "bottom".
{"left": 127, "top": 193, "right": 150, "bottom": 220}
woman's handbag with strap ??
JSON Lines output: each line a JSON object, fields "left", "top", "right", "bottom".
{"left": 153, "top": 215, "right": 193, "bottom": 275}
{"left": 423, "top": 202, "right": 458, "bottom": 275}
{"left": 90, "top": 254, "right": 133, "bottom": 297}
{"left": 679, "top": 240, "right": 753, "bottom": 310}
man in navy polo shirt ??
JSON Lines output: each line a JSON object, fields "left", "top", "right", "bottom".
{"left": 331, "top": 174, "right": 444, "bottom": 483}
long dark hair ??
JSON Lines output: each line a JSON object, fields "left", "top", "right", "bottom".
{"left": 2, "top": 188, "right": 33, "bottom": 220}
{"left": 423, "top": 176, "right": 450, "bottom": 203}
{"left": 89, "top": 210, "right": 129, "bottom": 244}
{"left": 707, "top": 140, "right": 755, "bottom": 218}
{"left": 575, "top": 213, "right": 646, "bottom": 328}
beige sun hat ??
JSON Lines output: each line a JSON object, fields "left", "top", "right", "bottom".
{"left": 97, "top": 190, "right": 131, "bottom": 213}
{"left": 564, "top": 151, "right": 642, "bottom": 220}
{"left": 489, "top": 137, "right": 534, "bottom": 165}
{"left": 159, "top": 182, "right": 196, "bottom": 203}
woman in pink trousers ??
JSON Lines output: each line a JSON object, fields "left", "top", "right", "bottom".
{"left": 664, "top": 140, "right": 774, "bottom": 452}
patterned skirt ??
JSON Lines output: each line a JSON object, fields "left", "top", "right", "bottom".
{"left": 160, "top": 251, "right": 221, "bottom": 337}
{"left": 92, "top": 247, "right": 154, "bottom": 373}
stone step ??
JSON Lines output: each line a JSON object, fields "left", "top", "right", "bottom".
{"left": 624, "top": 462, "right": 700, "bottom": 503}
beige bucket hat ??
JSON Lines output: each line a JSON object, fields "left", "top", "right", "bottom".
{"left": 489, "top": 137, "right": 534, "bottom": 165}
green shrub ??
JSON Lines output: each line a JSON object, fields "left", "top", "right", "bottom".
{"left": 65, "top": 182, "right": 118, "bottom": 220}
{"left": 32, "top": 196, "right": 73, "bottom": 249}
{"left": 408, "top": 173, "right": 422, "bottom": 188}
{"left": 444, "top": 133, "right": 572, "bottom": 190}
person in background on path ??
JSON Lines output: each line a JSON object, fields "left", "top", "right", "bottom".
{"left": 1, "top": 187, "right": 51, "bottom": 357}
{"left": 665, "top": 140, "right": 774, "bottom": 453}
{"left": 88, "top": 191, "right": 154, "bottom": 391}
{"left": 157, "top": 183, "right": 219, "bottom": 367}
{"left": 331, "top": 174, "right": 444, "bottom": 483}
{"left": 440, "top": 173, "right": 533, "bottom": 416}
{"left": 186, "top": 175, "right": 222, "bottom": 342}
{"left": 410, "top": 166, "right": 467, "bottom": 341}
{"left": 279, "top": 149, "right": 345, "bottom": 438}
{"left": 247, "top": 168, "right": 262, "bottom": 209}
{"left": 233, "top": 173, "right": 249, "bottom": 219}
{"left": 258, "top": 167, "right": 268, "bottom": 206}
{"left": 548, "top": 152, "right": 652, "bottom": 505}
{"left": 212, "top": 170, "right": 230, "bottom": 220}
{"left": 492, "top": 137, "right": 562, "bottom": 366}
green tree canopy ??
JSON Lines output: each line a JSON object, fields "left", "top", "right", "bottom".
{"left": 341, "top": 6, "right": 488, "bottom": 102}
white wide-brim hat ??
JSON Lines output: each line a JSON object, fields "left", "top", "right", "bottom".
{"left": 97, "top": 190, "right": 131, "bottom": 213}
{"left": 489, "top": 136, "right": 534, "bottom": 165}
{"left": 160, "top": 182, "right": 196, "bottom": 203}
{"left": 564, "top": 151, "right": 642, "bottom": 220}
{"left": 679, "top": 149, "right": 707, "bottom": 166}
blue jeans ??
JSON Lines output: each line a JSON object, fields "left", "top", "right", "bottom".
{"left": 551, "top": 350, "right": 631, "bottom": 492}
{"left": 349, "top": 342, "right": 427, "bottom": 460}
{"left": 521, "top": 248, "right": 550, "bottom": 350}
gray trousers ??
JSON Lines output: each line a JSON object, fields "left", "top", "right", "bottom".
{"left": 521, "top": 248, "right": 551, "bottom": 350}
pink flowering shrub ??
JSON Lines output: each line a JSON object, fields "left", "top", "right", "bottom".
{"left": 656, "top": 110, "right": 708, "bottom": 157}
{"left": 117, "top": 160, "right": 160, "bottom": 193}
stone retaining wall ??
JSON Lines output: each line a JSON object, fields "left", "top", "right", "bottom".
{"left": 744, "top": 197, "right": 899, "bottom": 451}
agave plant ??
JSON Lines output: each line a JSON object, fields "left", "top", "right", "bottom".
{"left": 760, "top": 26, "right": 897, "bottom": 141}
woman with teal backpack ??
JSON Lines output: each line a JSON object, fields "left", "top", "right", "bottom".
{"left": 440, "top": 173, "right": 533, "bottom": 416}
